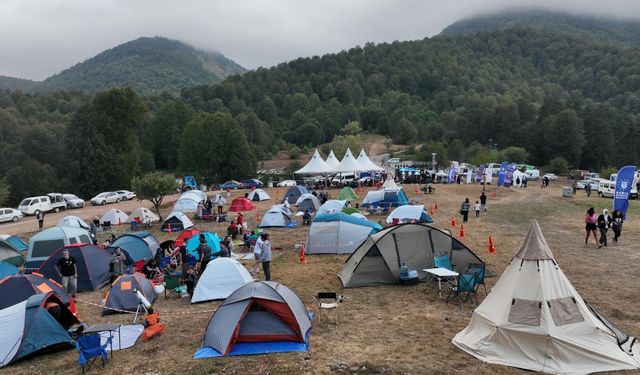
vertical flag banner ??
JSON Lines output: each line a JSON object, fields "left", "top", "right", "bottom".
{"left": 613, "top": 165, "right": 637, "bottom": 217}
{"left": 476, "top": 164, "right": 485, "bottom": 182}
{"left": 448, "top": 168, "right": 457, "bottom": 183}
{"left": 497, "top": 161, "right": 508, "bottom": 186}
{"left": 505, "top": 163, "right": 517, "bottom": 186}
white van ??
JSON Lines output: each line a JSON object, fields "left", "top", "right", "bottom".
{"left": 331, "top": 173, "right": 356, "bottom": 187}
{"left": 18, "top": 194, "right": 66, "bottom": 215}
{"left": 524, "top": 169, "right": 540, "bottom": 181}
{"left": 598, "top": 180, "right": 615, "bottom": 198}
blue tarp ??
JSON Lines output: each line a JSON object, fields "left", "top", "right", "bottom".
{"left": 0, "top": 261, "right": 19, "bottom": 279}
{"left": 186, "top": 232, "right": 222, "bottom": 258}
{"left": 3, "top": 235, "right": 28, "bottom": 252}
{"left": 313, "top": 213, "right": 382, "bottom": 232}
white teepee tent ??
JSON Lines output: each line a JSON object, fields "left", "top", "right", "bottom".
{"left": 453, "top": 221, "right": 640, "bottom": 375}
{"left": 324, "top": 150, "right": 340, "bottom": 169}
{"left": 356, "top": 149, "right": 384, "bottom": 171}
{"left": 295, "top": 149, "right": 332, "bottom": 174}
{"left": 332, "top": 148, "right": 366, "bottom": 173}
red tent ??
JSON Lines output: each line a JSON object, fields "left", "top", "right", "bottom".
{"left": 228, "top": 197, "right": 256, "bottom": 212}
{"left": 175, "top": 229, "right": 201, "bottom": 247}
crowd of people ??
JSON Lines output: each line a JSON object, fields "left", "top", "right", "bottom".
{"left": 584, "top": 207, "right": 624, "bottom": 247}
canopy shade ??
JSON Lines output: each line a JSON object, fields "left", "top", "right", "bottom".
{"left": 332, "top": 148, "right": 368, "bottom": 173}
{"left": 295, "top": 149, "right": 332, "bottom": 174}
{"left": 324, "top": 150, "right": 340, "bottom": 168}
{"left": 356, "top": 149, "right": 384, "bottom": 171}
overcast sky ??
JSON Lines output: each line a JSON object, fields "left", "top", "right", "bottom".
{"left": 1, "top": 0, "right": 640, "bottom": 80}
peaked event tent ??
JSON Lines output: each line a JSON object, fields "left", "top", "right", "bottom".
{"left": 356, "top": 149, "right": 384, "bottom": 171}
{"left": 26, "top": 226, "right": 92, "bottom": 269}
{"left": 228, "top": 197, "right": 256, "bottom": 212}
{"left": 247, "top": 189, "right": 271, "bottom": 201}
{"left": 316, "top": 200, "right": 347, "bottom": 215}
{"left": 127, "top": 207, "right": 160, "bottom": 223}
{"left": 38, "top": 244, "right": 112, "bottom": 291}
{"left": 337, "top": 187, "right": 357, "bottom": 201}
{"left": 452, "top": 221, "right": 640, "bottom": 374}
{"left": 100, "top": 208, "right": 128, "bottom": 225}
{"left": 161, "top": 211, "right": 194, "bottom": 232}
{"left": 0, "top": 292, "right": 78, "bottom": 368}
{"left": 191, "top": 258, "right": 254, "bottom": 303}
{"left": 338, "top": 223, "right": 484, "bottom": 288}
{"left": 195, "top": 281, "right": 311, "bottom": 358}
{"left": 259, "top": 205, "right": 294, "bottom": 228}
{"left": 306, "top": 213, "right": 382, "bottom": 255}
{"left": 324, "top": 150, "right": 340, "bottom": 169}
{"left": 0, "top": 273, "right": 70, "bottom": 310}
{"left": 386, "top": 205, "right": 434, "bottom": 224}
{"left": 332, "top": 148, "right": 367, "bottom": 173}
{"left": 295, "top": 149, "right": 332, "bottom": 174}
{"left": 295, "top": 194, "right": 321, "bottom": 212}
{"left": 102, "top": 273, "right": 156, "bottom": 315}
{"left": 56, "top": 215, "right": 90, "bottom": 229}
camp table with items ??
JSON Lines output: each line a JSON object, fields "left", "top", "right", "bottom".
{"left": 81, "top": 323, "right": 122, "bottom": 356}
{"left": 423, "top": 267, "right": 459, "bottom": 297}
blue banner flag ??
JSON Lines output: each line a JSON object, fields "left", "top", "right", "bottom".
{"left": 476, "top": 164, "right": 484, "bottom": 182}
{"left": 448, "top": 168, "right": 457, "bottom": 183}
{"left": 505, "top": 163, "right": 517, "bottom": 186}
{"left": 613, "top": 165, "right": 637, "bottom": 217}
{"left": 497, "top": 161, "right": 508, "bottom": 186}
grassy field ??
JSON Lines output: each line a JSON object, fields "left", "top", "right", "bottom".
{"left": 7, "top": 181, "right": 640, "bottom": 374}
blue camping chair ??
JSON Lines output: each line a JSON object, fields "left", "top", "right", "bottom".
{"left": 77, "top": 333, "right": 112, "bottom": 373}
{"left": 446, "top": 271, "right": 477, "bottom": 308}
{"left": 467, "top": 262, "right": 487, "bottom": 296}
{"left": 434, "top": 253, "right": 452, "bottom": 270}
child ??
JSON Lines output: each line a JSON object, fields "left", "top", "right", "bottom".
{"left": 184, "top": 267, "right": 197, "bottom": 296}
{"left": 475, "top": 200, "right": 481, "bottom": 217}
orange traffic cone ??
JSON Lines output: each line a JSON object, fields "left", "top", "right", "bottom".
{"left": 256, "top": 212, "right": 261, "bottom": 223}
{"left": 299, "top": 244, "right": 307, "bottom": 264}
{"left": 459, "top": 224, "right": 465, "bottom": 238}
{"left": 414, "top": 188, "right": 419, "bottom": 196}
{"left": 489, "top": 236, "right": 496, "bottom": 253}
{"left": 434, "top": 202, "right": 438, "bottom": 210}
{"left": 118, "top": 218, "right": 122, "bottom": 226}
{"left": 492, "top": 190, "right": 497, "bottom": 198}
{"left": 429, "top": 206, "right": 435, "bottom": 216}
{"left": 451, "top": 217, "right": 457, "bottom": 227}
{"left": 69, "top": 297, "right": 79, "bottom": 320}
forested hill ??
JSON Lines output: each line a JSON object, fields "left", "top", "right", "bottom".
{"left": 441, "top": 10, "right": 640, "bottom": 48}
{"left": 0, "top": 76, "right": 38, "bottom": 91}
{"left": 1, "top": 37, "right": 246, "bottom": 95}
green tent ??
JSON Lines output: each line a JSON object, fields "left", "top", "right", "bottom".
{"left": 338, "top": 187, "right": 357, "bottom": 201}
{"left": 342, "top": 207, "right": 359, "bottom": 215}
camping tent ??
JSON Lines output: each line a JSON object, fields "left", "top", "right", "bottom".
{"left": 316, "top": 200, "right": 347, "bottom": 215}
{"left": 161, "top": 211, "right": 194, "bottom": 232}
{"left": 356, "top": 149, "right": 384, "bottom": 171}
{"left": 181, "top": 190, "right": 207, "bottom": 203}
{"left": 38, "top": 244, "right": 112, "bottom": 291}
{"left": 0, "top": 292, "right": 79, "bottom": 368}
{"left": 295, "top": 149, "right": 332, "bottom": 174}
{"left": 360, "top": 187, "right": 409, "bottom": 208}
{"left": 56, "top": 215, "right": 90, "bottom": 229}
{"left": 191, "top": 258, "right": 253, "bottom": 303}
{"left": 386, "top": 205, "right": 434, "bottom": 224}
{"left": 337, "top": 187, "right": 357, "bottom": 201}
{"left": 173, "top": 198, "right": 199, "bottom": 213}
{"left": 127, "top": 207, "right": 160, "bottom": 223}
{"left": 0, "top": 240, "right": 23, "bottom": 266}
{"left": 259, "top": 205, "right": 294, "bottom": 228}
{"left": 174, "top": 229, "right": 201, "bottom": 247}
{"left": 332, "top": 148, "right": 366, "bottom": 173}
{"left": 306, "top": 213, "right": 382, "bottom": 255}
{"left": 0, "top": 261, "right": 19, "bottom": 279}
{"left": 185, "top": 232, "right": 222, "bottom": 258}
{"left": 107, "top": 231, "right": 159, "bottom": 264}
{"left": 0, "top": 235, "right": 28, "bottom": 252}
{"left": 381, "top": 179, "right": 399, "bottom": 190}
{"left": 102, "top": 273, "right": 156, "bottom": 315}
{"left": 195, "top": 281, "right": 311, "bottom": 358}
{"left": 228, "top": 197, "right": 256, "bottom": 212}
{"left": 247, "top": 189, "right": 271, "bottom": 202}
{"left": 100, "top": 208, "right": 128, "bottom": 226}
{"left": 281, "top": 186, "right": 309, "bottom": 204}
{"left": 337, "top": 223, "right": 485, "bottom": 288}
{"left": 295, "top": 194, "right": 321, "bottom": 212}
{"left": 0, "top": 273, "right": 70, "bottom": 310}
{"left": 453, "top": 221, "right": 640, "bottom": 374}
{"left": 26, "top": 226, "right": 92, "bottom": 269}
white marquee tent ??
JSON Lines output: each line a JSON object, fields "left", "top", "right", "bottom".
{"left": 324, "top": 150, "right": 340, "bottom": 169}
{"left": 356, "top": 149, "right": 384, "bottom": 171}
{"left": 332, "top": 148, "right": 367, "bottom": 173}
{"left": 295, "top": 149, "right": 331, "bottom": 174}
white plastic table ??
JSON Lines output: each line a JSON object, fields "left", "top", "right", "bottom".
{"left": 423, "top": 267, "right": 459, "bottom": 297}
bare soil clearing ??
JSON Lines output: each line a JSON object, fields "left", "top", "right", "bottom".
{"left": 7, "top": 181, "right": 640, "bottom": 375}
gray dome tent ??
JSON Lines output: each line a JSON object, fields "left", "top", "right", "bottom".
{"left": 337, "top": 223, "right": 485, "bottom": 288}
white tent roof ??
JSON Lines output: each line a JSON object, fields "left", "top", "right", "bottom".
{"left": 332, "top": 148, "right": 367, "bottom": 173}
{"left": 191, "top": 258, "right": 253, "bottom": 303}
{"left": 164, "top": 211, "right": 194, "bottom": 229}
{"left": 453, "top": 221, "right": 640, "bottom": 374}
{"left": 247, "top": 189, "right": 271, "bottom": 201}
{"left": 317, "top": 200, "right": 347, "bottom": 215}
{"left": 173, "top": 198, "right": 199, "bottom": 212}
{"left": 180, "top": 190, "right": 207, "bottom": 202}
{"left": 356, "top": 149, "right": 384, "bottom": 171}
{"left": 258, "top": 205, "right": 293, "bottom": 228}
{"left": 57, "top": 215, "right": 90, "bottom": 229}
{"left": 295, "top": 193, "right": 321, "bottom": 211}
{"left": 386, "top": 205, "right": 424, "bottom": 223}
{"left": 295, "top": 149, "right": 332, "bottom": 174}
{"left": 324, "top": 150, "right": 340, "bottom": 168}
{"left": 382, "top": 179, "right": 399, "bottom": 190}
{"left": 100, "top": 209, "right": 128, "bottom": 225}
{"left": 127, "top": 207, "right": 160, "bottom": 223}
{"left": 0, "top": 300, "right": 27, "bottom": 368}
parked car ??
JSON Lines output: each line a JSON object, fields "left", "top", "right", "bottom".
{"left": 90, "top": 192, "right": 120, "bottom": 205}
{"left": 277, "top": 180, "right": 297, "bottom": 187}
{"left": 0, "top": 208, "right": 22, "bottom": 223}
{"left": 47, "top": 193, "right": 67, "bottom": 213}
{"left": 598, "top": 180, "right": 615, "bottom": 198}
{"left": 219, "top": 180, "right": 243, "bottom": 190}
{"left": 243, "top": 179, "right": 263, "bottom": 189}
{"left": 18, "top": 195, "right": 65, "bottom": 215}
{"left": 542, "top": 173, "right": 558, "bottom": 181}
{"left": 116, "top": 190, "right": 136, "bottom": 200}
{"left": 63, "top": 194, "right": 85, "bottom": 209}
{"left": 576, "top": 179, "right": 600, "bottom": 190}
{"left": 331, "top": 173, "right": 356, "bottom": 187}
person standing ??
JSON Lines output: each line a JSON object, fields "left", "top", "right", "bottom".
{"left": 474, "top": 201, "right": 481, "bottom": 218}
{"left": 597, "top": 209, "right": 611, "bottom": 248}
{"left": 259, "top": 233, "right": 272, "bottom": 281}
{"left": 611, "top": 209, "right": 624, "bottom": 245}
{"left": 584, "top": 207, "right": 598, "bottom": 247}
{"left": 585, "top": 183, "right": 592, "bottom": 197}
{"left": 215, "top": 194, "right": 226, "bottom": 215}
{"left": 479, "top": 192, "right": 487, "bottom": 212}
{"left": 253, "top": 233, "right": 263, "bottom": 275}
{"left": 110, "top": 247, "right": 126, "bottom": 282}
{"left": 460, "top": 198, "right": 471, "bottom": 223}
{"left": 56, "top": 250, "right": 77, "bottom": 298}
{"left": 36, "top": 210, "right": 45, "bottom": 230}
{"left": 197, "top": 236, "right": 212, "bottom": 272}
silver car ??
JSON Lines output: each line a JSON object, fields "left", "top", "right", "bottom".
{"left": 116, "top": 190, "right": 136, "bottom": 201}
{"left": 90, "top": 192, "right": 120, "bottom": 205}
{"left": 63, "top": 194, "right": 85, "bottom": 209}
{"left": 0, "top": 208, "right": 22, "bottom": 223}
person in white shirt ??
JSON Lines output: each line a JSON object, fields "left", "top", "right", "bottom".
{"left": 214, "top": 194, "right": 226, "bottom": 215}
{"left": 474, "top": 201, "right": 481, "bottom": 218}
{"left": 253, "top": 234, "right": 263, "bottom": 275}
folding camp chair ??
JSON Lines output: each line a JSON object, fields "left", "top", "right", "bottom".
{"left": 76, "top": 333, "right": 112, "bottom": 373}
{"left": 446, "top": 271, "right": 477, "bottom": 308}
{"left": 434, "top": 252, "right": 453, "bottom": 270}
{"left": 467, "top": 262, "right": 487, "bottom": 296}
{"left": 314, "top": 292, "right": 342, "bottom": 324}
{"left": 163, "top": 274, "right": 182, "bottom": 298}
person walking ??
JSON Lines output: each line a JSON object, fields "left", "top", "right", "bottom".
{"left": 259, "top": 233, "right": 272, "bottom": 281}
{"left": 460, "top": 198, "right": 471, "bottom": 223}
{"left": 474, "top": 201, "right": 481, "bottom": 218}
{"left": 36, "top": 210, "right": 45, "bottom": 230}
{"left": 56, "top": 250, "right": 77, "bottom": 298}
{"left": 584, "top": 207, "right": 599, "bottom": 247}
{"left": 611, "top": 209, "right": 624, "bottom": 245}
{"left": 585, "top": 183, "right": 592, "bottom": 197}
{"left": 252, "top": 233, "right": 263, "bottom": 275}
{"left": 480, "top": 192, "right": 487, "bottom": 212}
{"left": 597, "top": 209, "right": 612, "bottom": 248}
{"left": 110, "top": 247, "right": 126, "bottom": 283}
